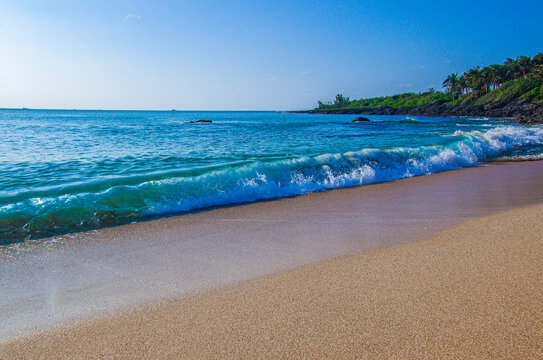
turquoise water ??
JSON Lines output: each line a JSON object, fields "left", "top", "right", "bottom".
{"left": 1, "top": 109, "right": 542, "bottom": 244}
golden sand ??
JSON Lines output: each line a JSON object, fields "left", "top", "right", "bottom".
{"left": 2, "top": 204, "right": 542, "bottom": 359}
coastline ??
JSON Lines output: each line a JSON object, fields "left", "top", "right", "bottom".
{"left": 1, "top": 161, "right": 543, "bottom": 348}
{"left": 293, "top": 100, "right": 543, "bottom": 124}
{"left": 2, "top": 201, "right": 542, "bottom": 358}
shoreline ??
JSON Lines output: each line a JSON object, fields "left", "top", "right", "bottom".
{"left": 3, "top": 115, "right": 542, "bottom": 245}
{"left": 292, "top": 101, "right": 543, "bottom": 124}
{"left": 1, "top": 161, "right": 543, "bottom": 343}
{"left": 2, "top": 202, "right": 542, "bottom": 358}
{"left": 2, "top": 159, "right": 540, "bottom": 250}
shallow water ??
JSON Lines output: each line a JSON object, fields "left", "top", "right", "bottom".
{"left": 1, "top": 161, "right": 543, "bottom": 340}
{"left": 1, "top": 109, "right": 542, "bottom": 243}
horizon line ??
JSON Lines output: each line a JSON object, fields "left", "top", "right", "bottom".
{"left": 0, "top": 107, "right": 296, "bottom": 112}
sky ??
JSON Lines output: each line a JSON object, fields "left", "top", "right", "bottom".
{"left": 0, "top": 0, "right": 542, "bottom": 110}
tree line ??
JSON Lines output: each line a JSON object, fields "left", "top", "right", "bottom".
{"left": 316, "top": 53, "right": 543, "bottom": 110}
{"left": 442, "top": 53, "right": 543, "bottom": 100}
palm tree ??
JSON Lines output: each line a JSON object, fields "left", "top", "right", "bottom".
{"left": 480, "top": 68, "right": 492, "bottom": 94}
{"left": 465, "top": 67, "right": 484, "bottom": 98}
{"left": 495, "top": 64, "right": 508, "bottom": 89}
{"left": 489, "top": 64, "right": 505, "bottom": 90}
{"left": 504, "top": 58, "right": 519, "bottom": 79}
{"left": 517, "top": 56, "right": 531, "bottom": 77}
{"left": 464, "top": 68, "right": 477, "bottom": 94}
{"left": 456, "top": 75, "right": 467, "bottom": 96}
{"left": 442, "top": 73, "right": 459, "bottom": 100}
{"left": 333, "top": 94, "right": 350, "bottom": 107}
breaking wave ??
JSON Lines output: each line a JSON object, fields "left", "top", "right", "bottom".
{"left": 1, "top": 125, "right": 542, "bottom": 243}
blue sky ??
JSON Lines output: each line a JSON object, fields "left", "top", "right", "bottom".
{"left": 1, "top": 0, "right": 542, "bottom": 110}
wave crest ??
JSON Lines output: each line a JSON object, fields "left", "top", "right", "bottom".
{"left": 1, "top": 125, "right": 542, "bottom": 243}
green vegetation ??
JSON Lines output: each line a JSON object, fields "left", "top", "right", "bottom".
{"left": 347, "top": 91, "right": 451, "bottom": 108}
{"left": 315, "top": 53, "right": 543, "bottom": 111}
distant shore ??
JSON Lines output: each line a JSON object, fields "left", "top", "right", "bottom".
{"left": 293, "top": 100, "right": 543, "bottom": 124}
{"left": 297, "top": 53, "right": 543, "bottom": 124}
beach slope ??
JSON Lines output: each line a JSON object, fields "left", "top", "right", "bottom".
{"left": 2, "top": 203, "right": 542, "bottom": 359}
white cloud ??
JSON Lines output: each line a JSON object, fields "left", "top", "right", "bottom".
{"left": 303, "top": 70, "right": 310, "bottom": 75}
{"left": 398, "top": 83, "right": 414, "bottom": 88}
{"left": 417, "top": 65, "right": 426, "bottom": 69}
{"left": 266, "top": 77, "right": 275, "bottom": 82}
{"left": 125, "top": 14, "right": 141, "bottom": 20}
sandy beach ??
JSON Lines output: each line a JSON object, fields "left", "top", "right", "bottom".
{"left": 1, "top": 200, "right": 542, "bottom": 359}
{"left": 1, "top": 161, "right": 543, "bottom": 359}
{"left": 3, "top": 2, "right": 543, "bottom": 358}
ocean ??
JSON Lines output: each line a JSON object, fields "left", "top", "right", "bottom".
{"left": 1, "top": 109, "right": 542, "bottom": 244}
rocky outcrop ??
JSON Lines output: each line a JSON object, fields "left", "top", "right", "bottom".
{"left": 517, "top": 105, "right": 543, "bottom": 124}
{"left": 296, "top": 101, "right": 543, "bottom": 124}
{"left": 351, "top": 117, "right": 370, "bottom": 123}
{"left": 188, "top": 119, "right": 212, "bottom": 123}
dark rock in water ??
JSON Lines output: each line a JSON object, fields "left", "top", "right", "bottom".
{"left": 188, "top": 119, "right": 212, "bottom": 123}
{"left": 351, "top": 117, "right": 370, "bottom": 123}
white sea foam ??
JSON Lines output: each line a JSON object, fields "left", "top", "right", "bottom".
{"left": 142, "top": 125, "right": 543, "bottom": 216}
{"left": 3, "top": 125, "right": 542, "bottom": 241}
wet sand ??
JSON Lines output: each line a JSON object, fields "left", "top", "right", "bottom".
{"left": 2, "top": 201, "right": 542, "bottom": 359}
{"left": 1, "top": 161, "right": 543, "bottom": 348}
